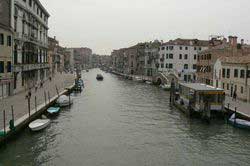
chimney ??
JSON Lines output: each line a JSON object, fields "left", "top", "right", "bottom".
{"left": 228, "top": 36, "right": 237, "bottom": 47}
{"left": 241, "top": 39, "right": 244, "bottom": 45}
{"left": 54, "top": 36, "right": 56, "bottom": 40}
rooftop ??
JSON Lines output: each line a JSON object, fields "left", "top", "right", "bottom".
{"left": 219, "top": 55, "right": 250, "bottom": 64}
{"left": 163, "top": 38, "right": 209, "bottom": 47}
{"left": 180, "top": 83, "right": 224, "bottom": 91}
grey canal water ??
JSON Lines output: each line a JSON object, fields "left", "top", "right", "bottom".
{"left": 1, "top": 69, "right": 250, "bottom": 166}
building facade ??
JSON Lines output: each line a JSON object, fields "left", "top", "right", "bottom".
{"left": 144, "top": 40, "right": 161, "bottom": 76}
{"left": 13, "top": 0, "right": 50, "bottom": 93}
{"left": 0, "top": 0, "right": 14, "bottom": 98}
{"left": 213, "top": 55, "right": 250, "bottom": 102}
{"left": 197, "top": 36, "right": 250, "bottom": 86}
{"left": 158, "top": 38, "right": 209, "bottom": 82}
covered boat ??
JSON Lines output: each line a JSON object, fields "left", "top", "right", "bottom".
{"left": 96, "top": 74, "right": 104, "bottom": 80}
{"left": 56, "top": 95, "right": 73, "bottom": 107}
{"left": 47, "top": 107, "right": 60, "bottom": 115}
{"left": 29, "top": 118, "right": 50, "bottom": 131}
{"left": 229, "top": 113, "right": 250, "bottom": 129}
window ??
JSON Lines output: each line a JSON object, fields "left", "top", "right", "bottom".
{"left": 194, "top": 47, "right": 197, "bottom": 50}
{"left": 234, "top": 69, "right": 238, "bottom": 78}
{"left": 247, "top": 70, "right": 250, "bottom": 78}
{"left": 7, "top": 61, "right": 11, "bottom": 72}
{"left": 161, "top": 63, "right": 164, "bottom": 68}
{"left": 0, "top": 34, "right": 4, "bottom": 45}
{"left": 169, "top": 63, "right": 173, "bottom": 69}
{"left": 165, "top": 63, "right": 168, "bottom": 68}
{"left": 179, "top": 46, "right": 182, "bottom": 50}
{"left": 226, "top": 69, "right": 230, "bottom": 78}
{"left": 184, "top": 54, "right": 188, "bottom": 59}
{"left": 227, "top": 83, "right": 229, "bottom": 90}
{"left": 222, "top": 68, "right": 225, "bottom": 78}
{"left": 169, "top": 54, "right": 173, "bottom": 59}
{"left": 199, "top": 47, "right": 202, "bottom": 50}
{"left": 235, "top": 85, "right": 237, "bottom": 92}
{"left": 240, "top": 69, "right": 245, "bottom": 78}
{"left": 241, "top": 86, "right": 244, "bottom": 94}
{"left": 194, "top": 54, "right": 197, "bottom": 60}
{"left": 185, "top": 47, "right": 188, "bottom": 50}
{"left": 161, "top": 47, "right": 165, "bottom": 50}
{"left": 0, "top": 61, "right": 4, "bottom": 73}
{"left": 222, "top": 83, "right": 225, "bottom": 89}
{"left": 29, "top": 0, "right": 32, "bottom": 7}
{"left": 166, "top": 46, "right": 168, "bottom": 50}
{"left": 165, "top": 54, "right": 168, "bottom": 59}
{"left": 179, "top": 54, "right": 182, "bottom": 59}
{"left": 193, "top": 64, "right": 197, "bottom": 70}
{"left": 184, "top": 64, "right": 188, "bottom": 69}
{"left": 7, "top": 36, "right": 11, "bottom": 46}
{"left": 169, "top": 46, "right": 173, "bottom": 50}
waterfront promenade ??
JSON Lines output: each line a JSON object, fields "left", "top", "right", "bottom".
{"left": 0, "top": 73, "right": 75, "bottom": 130}
{"left": 225, "top": 96, "right": 250, "bottom": 118}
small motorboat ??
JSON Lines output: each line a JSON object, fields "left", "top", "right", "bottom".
{"left": 47, "top": 107, "right": 60, "bottom": 115}
{"left": 96, "top": 74, "right": 104, "bottom": 81}
{"left": 160, "top": 84, "right": 171, "bottom": 91}
{"left": 29, "top": 116, "right": 50, "bottom": 131}
{"left": 229, "top": 113, "right": 250, "bottom": 129}
{"left": 145, "top": 81, "right": 153, "bottom": 85}
{"left": 133, "top": 76, "right": 144, "bottom": 83}
{"left": 56, "top": 95, "right": 73, "bottom": 107}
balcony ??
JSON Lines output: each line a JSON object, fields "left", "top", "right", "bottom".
{"left": 13, "top": 63, "right": 50, "bottom": 72}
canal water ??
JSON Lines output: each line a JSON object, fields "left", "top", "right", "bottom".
{"left": 1, "top": 69, "right": 250, "bottom": 166}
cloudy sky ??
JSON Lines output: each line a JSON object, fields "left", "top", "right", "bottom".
{"left": 43, "top": 0, "right": 250, "bottom": 55}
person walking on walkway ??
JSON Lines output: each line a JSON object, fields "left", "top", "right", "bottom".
{"left": 233, "top": 90, "right": 237, "bottom": 101}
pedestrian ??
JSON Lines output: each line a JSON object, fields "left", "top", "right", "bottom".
{"left": 233, "top": 90, "right": 237, "bottom": 101}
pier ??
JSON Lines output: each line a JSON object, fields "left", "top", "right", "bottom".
{"left": 0, "top": 73, "right": 75, "bottom": 145}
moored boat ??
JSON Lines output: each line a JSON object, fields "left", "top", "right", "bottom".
{"left": 133, "top": 76, "right": 144, "bottom": 83}
{"left": 160, "top": 84, "right": 171, "bottom": 91}
{"left": 29, "top": 118, "right": 50, "bottom": 131}
{"left": 96, "top": 74, "right": 104, "bottom": 81}
{"left": 56, "top": 95, "right": 73, "bottom": 107}
{"left": 145, "top": 81, "right": 153, "bottom": 85}
{"left": 229, "top": 113, "right": 250, "bottom": 129}
{"left": 47, "top": 107, "right": 60, "bottom": 115}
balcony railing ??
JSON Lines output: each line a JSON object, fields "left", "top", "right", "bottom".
{"left": 13, "top": 63, "right": 50, "bottom": 72}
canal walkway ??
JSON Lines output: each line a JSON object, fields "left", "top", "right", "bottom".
{"left": 0, "top": 72, "right": 75, "bottom": 130}
{"left": 225, "top": 96, "right": 250, "bottom": 118}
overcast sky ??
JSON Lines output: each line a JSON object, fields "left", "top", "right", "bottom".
{"left": 43, "top": 0, "right": 250, "bottom": 55}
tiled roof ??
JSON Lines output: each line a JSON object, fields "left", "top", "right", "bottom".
{"left": 163, "top": 38, "right": 209, "bottom": 46}
{"left": 219, "top": 55, "right": 250, "bottom": 64}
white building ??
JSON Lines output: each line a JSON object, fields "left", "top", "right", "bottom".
{"left": 158, "top": 38, "right": 209, "bottom": 82}
{"left": 12, "top": 0, "right": 50, "bottom": 93}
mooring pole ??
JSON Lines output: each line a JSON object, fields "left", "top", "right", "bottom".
{"left": 35, "top": 96, "right": 37, "bottom": 112}
{"left": 234, "top": 107, "right": 237, "bottom": 124}
{"left": 44, "top": 91, "right": 47, "bottom": 105}
{"left": 28, "top": 96, "right": 31, "bottom": 118}
{"left": 11, "top": 105, "right": 14, "bottom": 121}
{"left": 3, "top": 110, "right": 6, "bottom": 135}
{"left": 48, "top": 91, "right": 50, "bottom": 103}
{"left": 55, "top": 85, "right": 59, "bottom": 97}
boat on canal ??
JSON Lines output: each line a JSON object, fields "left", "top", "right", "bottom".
{"left": 96, "top": 74, "right": 104, "bottom": 81}
{"left": 145, "top": 81, "right": 153, "bottom": 85}
{"left": 47, "top": 107, "right": 60, "bottom": 115}
{"left": 56, "top": 95, "right": 73, "bottom": 107}
{"left": 160, "top": 84, "right": 171, "bottom": 91}
{"left": 133, "top": 76, "right": 144, "bottom": 83}
{"left": 175, "top": 83, "right": 225, "bottom": 120}
{"left": 29, "top": 116, "right": 51, "bottom": 131}
{"left": 229, "top": 113, "right": 250, "bottom": 129}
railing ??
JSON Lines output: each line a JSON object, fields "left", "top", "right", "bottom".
{"left": 13, "top": 63, "right": 50, "bottom": 72}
